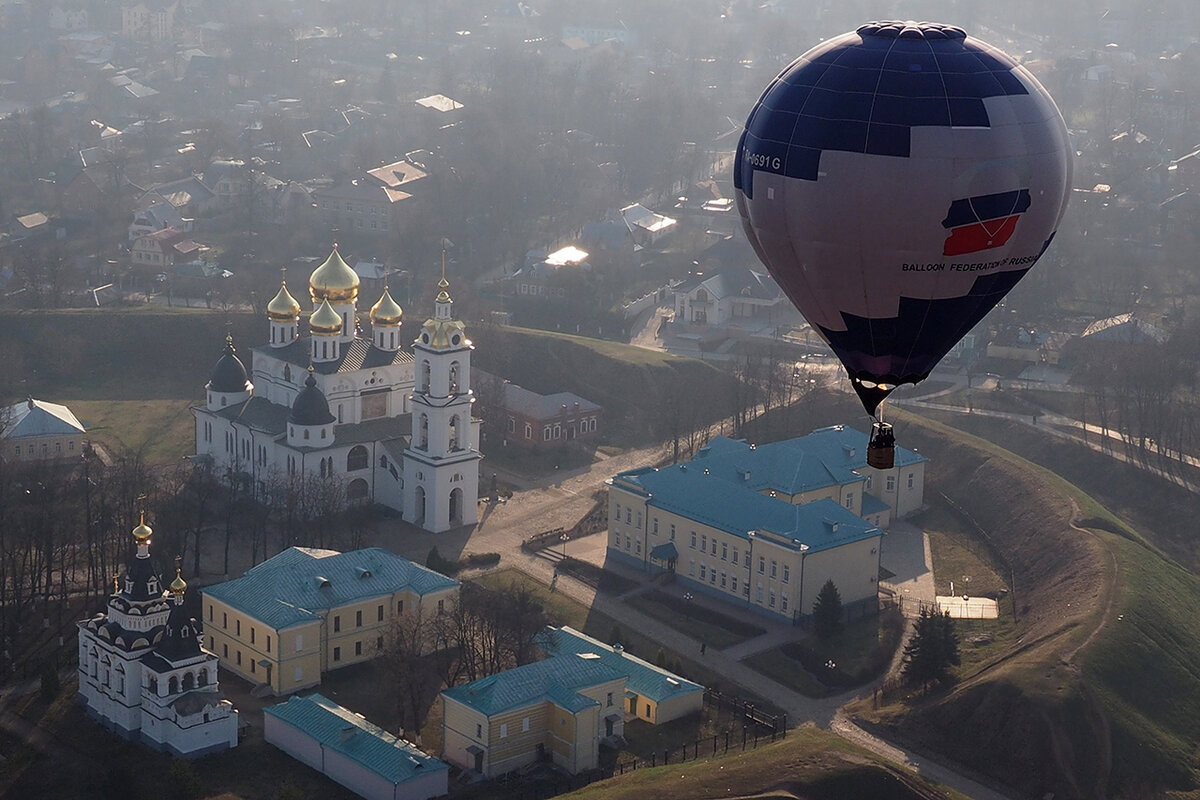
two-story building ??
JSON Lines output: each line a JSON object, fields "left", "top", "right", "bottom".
{"left": 202, "top": 547, "right": 459, "bottom": 695}
{"left": 605, "top": 426, "right": 926, "bottom": 625}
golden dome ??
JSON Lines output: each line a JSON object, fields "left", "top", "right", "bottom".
{"left": 309, "top": 298, "right": 343, "bottom": 335}
{"left": 435, "top": 276, "right": 451, "bottom": 304}
{"left": 267, "top": 271, "right": 301, "bottom": 321}
{"left": 421, "top": 317, "right": 468, "bottom": 349}
{"left": 370, "top": 288, "right": 403, "bottom": 326}
{"left": 309, "top": 245, "right": 359, "bottom": 303}
{"left": 169, "top": 562, "right": 187, "bottom": 595}
{"left": 132, "top": 511, "right": 153, "bottom": 544}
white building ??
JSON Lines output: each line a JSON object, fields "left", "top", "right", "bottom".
{"left": 1, "top": 398, "right": 86, "bottom": 462}
{"left": 193, "top": 246, "right": 481, "bottom": 533}
{"left": 77, "top": 516, "right": 238, "bottom": 757}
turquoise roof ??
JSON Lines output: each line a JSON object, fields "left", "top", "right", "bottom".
{"left": 204, "top": 547, "right": 458, "bottom": 630}
{"left": 265, "top": 693, "right": 447, "bottom": 783}
{"left": 441, "top": 654, "right": 621, "bottom": 716}
{"left": 536, "top": 626, "right": 704, "bottom": 704}
{"left": 862, "top": 493, "right": 890, "bottom": 516}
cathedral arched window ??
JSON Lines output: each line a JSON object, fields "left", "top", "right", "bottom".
{"left": 304, "top": 429, "right": 309, "bottom": 440}
{"left": 168, "top": 676, "right": 178, "bottom": 695}
{"left": 347, "top": 446, "right": 368, "bottom": 471}
{"left": 347, "top": 478, "right": 369, "bottom": 501}
{"left": 150, "top": 676, "right": 158, "bottom": 694}
{"left": 198, "top": 669, "right": 208, "bottom": 687}
{"left": 183, "top": 672, "right": 194, "bottom": 691}
{"left": 449, "top": 362, "right": 460, "bottom": 395}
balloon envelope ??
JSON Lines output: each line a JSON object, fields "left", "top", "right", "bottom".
{"left": 734, "top": 21, "right": 1072, "bottom": 415}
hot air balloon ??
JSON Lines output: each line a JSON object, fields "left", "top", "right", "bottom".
{"left": 734, "top": 21, "right": 1072, "bottom": 468}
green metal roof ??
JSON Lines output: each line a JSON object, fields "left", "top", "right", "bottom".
{"left": 265, "top": 693, "right": 447, "bottom": 782}
{"left": 441, "top": 654, "right": 620, "bottom": 716}
{"left": 203, "top": 547, "right": 458, "bottom": 630}
{"left": 536, "top": 626, "right": 704, "bottom": 704}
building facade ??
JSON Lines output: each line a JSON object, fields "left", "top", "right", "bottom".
{"left": 441, "top": 655, "right": 625, "bottom": 778}
{"left": 265, "top": 693, "right": 449, "bottom": 800}
{"left": 1, "top": 398, "right": 86, "bottom": 462}
{"left": 193, "top": 246, "right": 481, "bottom": 532}
{"left": 77, "top": 516, "right": 238, "bottom": 757}
{"left": 202, "top": 547, "right": 459, "bottom": 696}
{"left": 605, "top": 426, "right": 926, "bottom": 625}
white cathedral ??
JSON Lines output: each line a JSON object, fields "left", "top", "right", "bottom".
{"left": 193, "top": 246, "right": 481, "bottom": 533}
{"left": 78, "top": 515, "right": 238, "bottom": 757}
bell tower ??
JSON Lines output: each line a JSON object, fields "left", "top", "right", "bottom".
{"left": 403, "top": 254, "right": 480, "bottom": 533}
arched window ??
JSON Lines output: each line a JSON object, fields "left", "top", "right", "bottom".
{"left": 420, "top": 360, "right": 431, "bottom": 392}
{"left": 198, "top": 669, "right": 208, "bottom": 687}
{"left": 419, "top": 414, "right": 429, "bottom": 449}
{"left": 347, "top": 445, "right": 369, "bottom": 471}
{"left": 449, "top": 361, "right": 460, "bottom": 394}
{"left": 347, "top": 478, "right": 369, "bottom": 501}
{"left": 168, "top": 675, "right": 178, "bottom": 695}
{"left": 303, "top": 429, "right": 309, "bottom": 440}
{"left": 183, "top": 672, "right": 195, "bottom": 691}
{"left": 448, "top": 416, "right": 460, "bottom": 451}
{"left": 150, "top": 676, "right": 158, "bottom": 694}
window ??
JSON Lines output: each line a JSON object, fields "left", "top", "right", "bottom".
{"left": 722, "top": 543, "right": 728, "bottom": 561}
{"left": 886, "top": 476, "right": 896, "bottom": 492}
{"left": 711, "top": 540, "right": 717, "bottom": 556}
{"left": 625, "top": 508, "right": 632, "bottom": 524}
{"left": 635, "top": 540, "right": 641, "bottom": 555}
{"left": 236, "top": 651, "right": 242, "bottom": 666}
{"left": 267, "top": 635, "right": 272, "bottom": 653}
{"left": 731, "top": 576, "right": 738, "bottom": 593}
{"left": 208, "top": 605, "right": 213, "bottom": 622}
{"left": 690, "top": 532, "right": 696, "bottom": 549}
{"left": 607, "top": 692, "right": 613, "bottom": 707}
{"left": 525, "top": 423, "right": 532, "bottom": 439}
{"left": 355, "top": 641, "right": 362, "bottom": 656}
{"left": 476, "top": 724, "right": 483, "bottom": 738}
{"left": 334, "top": 616, "right": 341, "bottom": 632}
{"left": 866, "top": 474, "right": 873, "bottom": 490}
{"left": 700, "top": 565, "right": 706, "bottom": 580}
{"left": 652, "top": 519, "right": 659, "bottom": 534}
{"left": 689, "top": 559, "right": 695, "bottom": 576}
{"left": 295, "top": 666, "right": 303, "bottom": 682}
{"left": 908, "top": 473, "right": 915, "bottom": 489}
{"left": 782, "top": 595, "right": 789, "bottom": 613}
{"left": 625, "top": 535, "right": 631, "bottom": 550}
{"left": 500, "top": 723, "right": 508, "bottom": 738}
{"left": 223, "top": 613, "right": 227, "bottom": 629}
{"left": 523, "top": 717, "right": 530, "bottom": 732}
{"left": 782, "top": 565, "right": 790, "bottom": 584}
{"left": 356, "top": 610, "right": 363, "bottom": 627}
{"left": 251, "top": 660, "right": 256, "bottom": 674}
{"left": 438, "top": 599, "right": 445, "bottom": 614}
{"left": 732, "top": 549, "right": 739, "bottom": 565}
{"left": 377, "top": 605, "right": 384, "bottom": 622}
{"left": 769, "top": 590, "right": 776, "bottom": 608}
{"left": 223, "top": 644, "right": 228, "bottom": 658}
{"left": 614, "top": 503, "right": 621, "bottom": 522}
{"left": 333, "top": 647, "right": 341, "bottom": 662}
{"left": 770, "top": 561, "right": 777, "bottom": 579}
{"left": 377, "top": 636, "right": 384, "bottom": 650}
{"left": 670, "top": 524, "right": 676, "bottom": 541}
{"left": 720, "top": 571, "right": 727, "bottom": 588}
{"left": 701, "top": 535, "right": 707, "bottom": 552}
{"left": 757, "top": 583, "right": 764, "bottom": 603}
{"left": 250, "top": 628, "right": 255, "bottom": 644}
{"left": 845, "top": 492, "right": 854, "bottom": 509}
{"left": 758, "top": 557, "right": 765, "bottom": 574}
{"left": 397, "top": 600, "right": 404, "bottom": 613}
{"left": 296, "top": 634, "right": 303, "bottom": 652}
{"left": 636, "top": 512, "right": 642, "bottom": 527}
{"left": 710, "top": 569, "right": 716, "bottom": 584}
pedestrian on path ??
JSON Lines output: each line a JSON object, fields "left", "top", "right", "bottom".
{"left": 700, "top": 641, "right": 707, "bottom": 655}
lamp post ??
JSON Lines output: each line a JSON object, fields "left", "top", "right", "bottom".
{"left": 746, "top": 531, "right": 756, "bottom": 607}
{"left": 561, "top": 532, "right": 569, "bottom": 560}
{"left": 683, "top": 591, "right": 693, "bottom": 619}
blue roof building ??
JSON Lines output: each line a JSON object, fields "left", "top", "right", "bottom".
{"left": 202, "top": 548, "right": 459, "bottom": 695}
{"left": 536, "top": 626, "right": 705, "bottom": 725}
{"left": 606, "top": 425, "right": 926, "bottom": 625}
{"left": 264, "top": 693, "right": 448, "bottom": 800}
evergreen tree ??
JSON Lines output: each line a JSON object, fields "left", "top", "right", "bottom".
{"left": 902, "top": 607, "right": 961, "bottom": 686}
{"left": 811, "top": 579, "right": 844, "bottom": 640}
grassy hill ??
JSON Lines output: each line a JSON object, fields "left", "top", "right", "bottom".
{"left": 853, "top": 411, "right": 1200, "bottom": 799}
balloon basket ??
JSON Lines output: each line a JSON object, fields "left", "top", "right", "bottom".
{"left": 867, "top": 422, "right": 895, "bottom": 470}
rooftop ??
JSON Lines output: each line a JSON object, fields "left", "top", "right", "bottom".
{"left": 203, "top": 547, "right": 458, "bottom": 630}
{"left": 265, "top": 693, "right": 447, "bottom": 783}
{"left": 536, "top": 626, "right": 703, "bottom": 703}
{"left": 442, "top": 653, "right": 621, "bottom": 716}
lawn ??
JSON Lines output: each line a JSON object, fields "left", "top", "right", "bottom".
{"left": 914, "top": 505, "right": 1010, "bottom": 599}
{"left": 633, "top": 590, "right": 765, "bottom": 650}
{"left": 744, "top": 610, "right": 904, "bottom": 698}
{"left": 71, "top": 398, "right": 198, "bottom": 463}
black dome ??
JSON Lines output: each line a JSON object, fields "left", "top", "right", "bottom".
{"left": 208, "top": 335, "right": 251, "bottom": 393}
{"left": 289, "top": 372, "right": 335, "bottom": 426}
{"left": 125, "top": 554, "right": 163, "bottom": 602}
{"left": 156, "top": 602, "right": 202, "bottom": 662}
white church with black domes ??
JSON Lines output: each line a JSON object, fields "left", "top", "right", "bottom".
{"left": 193, "top": 245, "right": 481, "bottom": 533}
